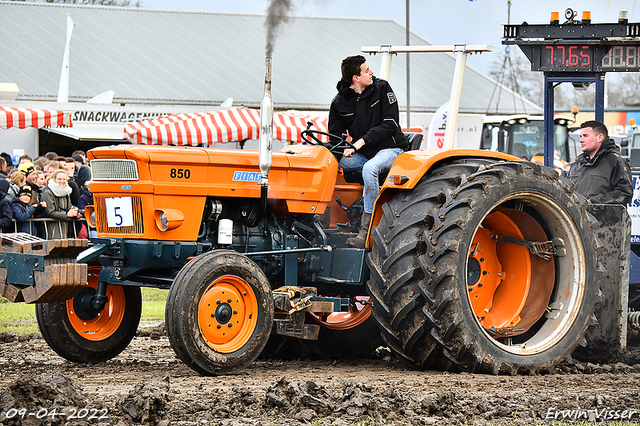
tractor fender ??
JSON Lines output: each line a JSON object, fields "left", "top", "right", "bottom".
{"left": 368, "top": 149, "right": 520, "bottom": 246}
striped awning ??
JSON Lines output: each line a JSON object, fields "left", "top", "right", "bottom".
{"left": 123, "top": 108, "right": 329, "bottom": 146}
{"left": 0, "top": 106, "right": 73, "bottom": 129}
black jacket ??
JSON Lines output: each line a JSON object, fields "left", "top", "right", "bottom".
{"left": 11, "top": 197, "right": 44, "bottom": 235}
{"left": 568, "top": 137, "right": 633, "bottom": 205}
{"left": 328, "top": 76, "right": 408, "bottom": 159}
{"left": 75, "top": 164, "right": 92, "bottom": 189}
{"left": 0, "top": 180, "right": 13, "bottom": 229}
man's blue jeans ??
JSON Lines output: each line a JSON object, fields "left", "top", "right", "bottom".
{"left": 339, "top": 147, "right": 404, "bottom": 213}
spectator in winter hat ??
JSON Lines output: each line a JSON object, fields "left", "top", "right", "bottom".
{"left": 11, "top": 185, "right": 46, "bottom": 236}
{"left": 18, "top": 162, "right": 36, "bottom": 184}
{"left": 18, "top": 162, "right": 42, "bottom": 205}
{"left": 0, "top": 152, "right": 13, "bottom": 169}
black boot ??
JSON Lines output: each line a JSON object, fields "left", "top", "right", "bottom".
{"left": 347, "top": 212, "right": 372, "bottom": 248}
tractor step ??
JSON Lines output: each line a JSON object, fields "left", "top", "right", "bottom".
{"left": 0, "top": 234, "right": 88, "bottom": 304}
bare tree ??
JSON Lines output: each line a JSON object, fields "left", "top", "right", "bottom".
{"left": 607, "top": 73, "right": 640, "bottom": 108}
{"left": 488, "top": 47, "right": 544, "bottom": 109}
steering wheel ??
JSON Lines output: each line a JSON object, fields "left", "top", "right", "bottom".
{"left": 300, "top": 122, "right": 355, "bottom": 154}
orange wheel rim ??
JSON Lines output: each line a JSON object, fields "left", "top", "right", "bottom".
{"left": 308, "top": 296, "right": 371, "bottom": 330}
{"left": 468, "top": 210, "right": 531, "bottom": 335}
{"left": 198, "top": 275, "right": 258, "bottom": 353}
{"left": 67, "top": 266, "right": 127, "bottom": 341}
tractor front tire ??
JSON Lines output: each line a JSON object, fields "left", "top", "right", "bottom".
{"left": 367, "top": 159, "right": 602, "bottom": 374}
{"left": 166, "top": 250, "right": 274, "bottom": 375}
{"left": 36, "top": 266, "right": 142, "bottom": 363}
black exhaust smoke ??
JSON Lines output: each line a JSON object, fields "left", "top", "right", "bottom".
{"left": 260, "top": 0, "right": 296, "bottom": 184}
{"left": 264, "top": 0, "right": 293, "bottom": 56}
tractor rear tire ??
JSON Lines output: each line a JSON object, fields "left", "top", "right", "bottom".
{"left": 166, "top": 250, "right": 274, "bottom": 375}
{"left": 366, "top": 159, "right": 602, "bottom": 374}
{"left": 36, "top": 266, "right": 142, "bottom": 363}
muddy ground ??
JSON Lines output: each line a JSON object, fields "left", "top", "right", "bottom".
{"left": 2, "top": 325, "right": 640, "bottom": 426}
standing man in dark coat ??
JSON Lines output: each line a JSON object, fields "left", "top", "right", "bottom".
{"left": 0, "top": 180, "right": 14, "bottom": 231}
{"left": 72, "top": 153, "right": 92, "bottom": 190}
{"left": 329, "top": 55, "right": 409, "bottom": 247}
{"left": 568, "top": 120, "right": 633, "bottom": 205}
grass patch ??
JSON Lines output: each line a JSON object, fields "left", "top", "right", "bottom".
{"left": 0, "top": 287, "right": 169, "bottom": 335}
{"left": 0, "top": 298, "right": 37, "bottom": 335}
{"left": 141, "top": 287, "right": 168, "bottom": 320}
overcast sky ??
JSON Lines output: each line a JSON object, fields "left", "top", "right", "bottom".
{"left": 139, "top": 0, "right": 640, "bottom": 75}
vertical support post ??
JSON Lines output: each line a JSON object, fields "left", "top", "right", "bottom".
{"left": 443, "top": 46, "right": 467, "bottom": 149}
{"left": 543, "top": 74, "right": 555, "bottom": 168}
{"left": 57, "top": 13, "right": 75, "bottom": 103}
{"left": 405, "top": 0, "right": 411, "bottom": 132}
{"left": 595, "top": 73, "right": 605, "bottom": 123}
{"left": 378, "top": 45, "right": 393, "bottom": 81}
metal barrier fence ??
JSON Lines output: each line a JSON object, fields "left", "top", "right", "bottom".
{"left": 1, "top": 217, "right": 88, "bottom": 239}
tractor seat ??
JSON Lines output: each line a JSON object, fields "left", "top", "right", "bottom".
{"left": 406, "top": 132, "right": 424, "bottom": 150}
{"left": 342, "top": 132, "right": 423, "bottom": 184}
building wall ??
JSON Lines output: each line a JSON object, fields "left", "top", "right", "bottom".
{"left": 0, "top": 127, "right": 38, "bottom": 163}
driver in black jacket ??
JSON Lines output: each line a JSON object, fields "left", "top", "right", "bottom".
{"left": 568, "top": 120, "right": 632, "bottom": 205}
{"left": 329, "top": 55, "right": 409, "bottom": 248}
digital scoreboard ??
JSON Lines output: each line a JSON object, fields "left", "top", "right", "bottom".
{"left": 502, "top": 10, "right": 640, "bottom": 167}
{"left": 601, "top": 45, "right": 640, "bottom": 69}
{"left": 540, "top": 45, "right": 592, "bottom": 71}
{"left": 519, "top": 44, "right": 640, "bottom": 72}
{"left": 504, "top": 16, "right": 640, "bottom": 72}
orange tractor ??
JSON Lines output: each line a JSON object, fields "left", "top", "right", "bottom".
{"left": 0, "top": 122, "right": 604, "bottom": 374}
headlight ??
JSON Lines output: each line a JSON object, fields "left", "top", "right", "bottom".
{"left": 154, "top": 209, "right": 184, "bottom": 232}
{"left": 84, "top": 205, "right": 96, "bottom": 228}
{"left": 158, "top": 212, "right": 169, "bottom": 231}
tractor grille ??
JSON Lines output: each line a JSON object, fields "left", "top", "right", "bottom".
{"left": 94, "top": 195, "right": 144, "bottom": 234}
{"left": 90, "top": 159, "right": 139, "bottom": 180}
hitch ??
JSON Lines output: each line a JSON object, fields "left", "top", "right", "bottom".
{"left": 271, "top": 286, "right": 349, "bottom": 340}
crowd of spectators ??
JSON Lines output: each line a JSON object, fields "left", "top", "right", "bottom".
{"left": 0, "top": 150, "right": 93, "bottom": 239}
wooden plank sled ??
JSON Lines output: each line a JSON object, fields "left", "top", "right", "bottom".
{"left": 0, "top": 233, "right": 89, "bottom": 304}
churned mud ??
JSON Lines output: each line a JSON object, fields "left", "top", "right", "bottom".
{"left": 2, "top": 325, "right": 640, "bottom": 425}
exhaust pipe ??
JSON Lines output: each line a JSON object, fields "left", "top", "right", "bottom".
{"left": 247, "top": 56, "right": 273, "bottom": 227}
{"left": 259, "top": 56, "right": 273, "bottom": 187}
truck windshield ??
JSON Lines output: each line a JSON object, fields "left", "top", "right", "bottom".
{"left": 509, "top": 122, "right": 569, "bottom": 162}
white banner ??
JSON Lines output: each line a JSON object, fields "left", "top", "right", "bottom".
{"left": 426, "top": 101, "right": 458, "bottom": 149}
